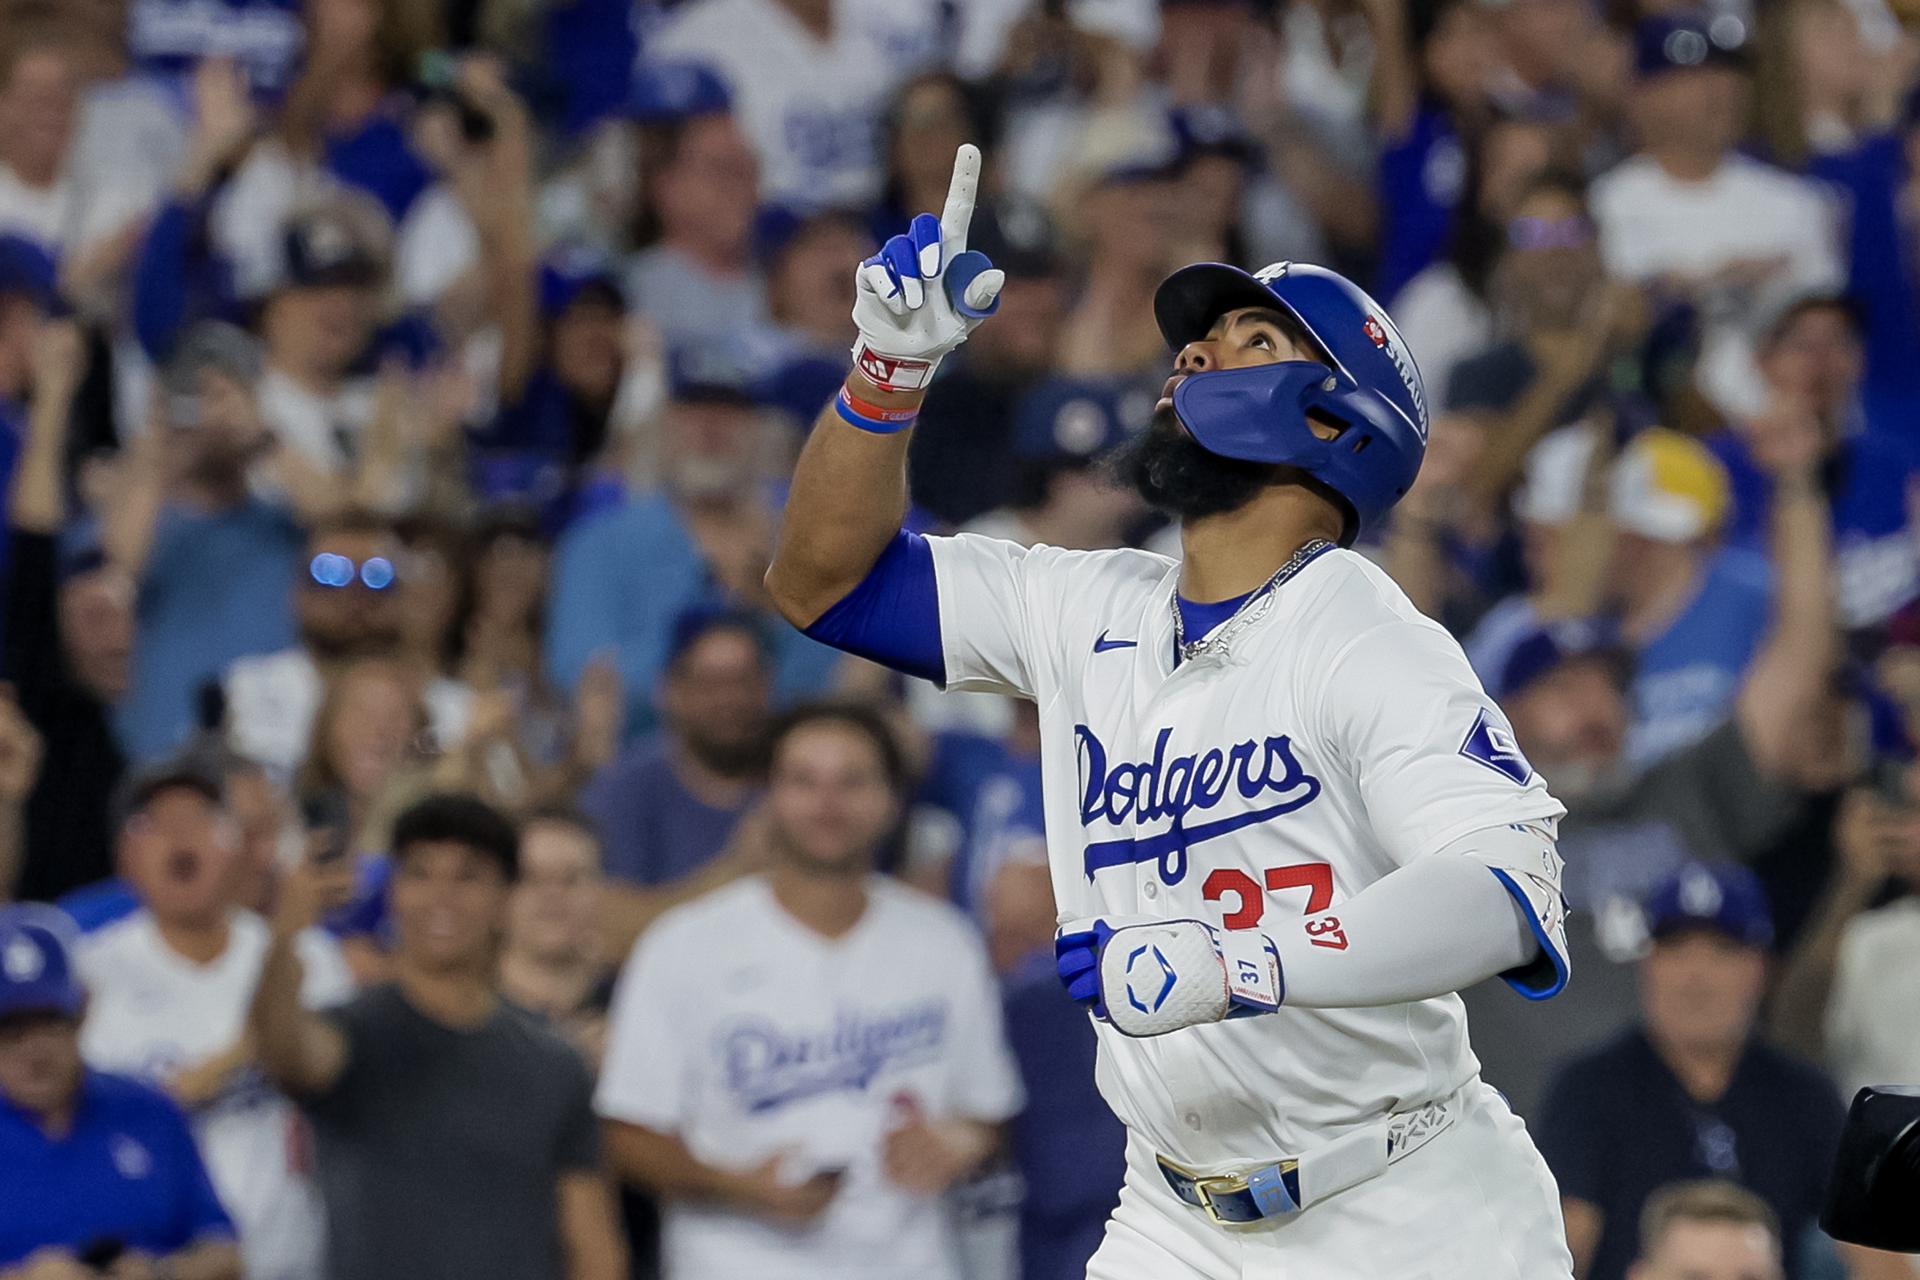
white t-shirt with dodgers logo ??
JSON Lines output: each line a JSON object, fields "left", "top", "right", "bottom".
{"left": 926, "top": 535, "right": 1565, "bottom": 1165}
{"left": 77, "top": 911, "right": 354, "bottom": 1280}
{"left": 596, "top": 875, "right": 1023, "bottom": 1280}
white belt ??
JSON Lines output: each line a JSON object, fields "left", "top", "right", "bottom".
{"left": 1155, "top": 1086, "right": 1466, "bottom": 1225}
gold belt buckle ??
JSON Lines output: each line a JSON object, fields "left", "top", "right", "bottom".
{"left": 1192, "top": 1172, "right": 1251, "bottom": 1226}
{"left": 1167, "top": 1157, "right": 1302, "bottom": 1226}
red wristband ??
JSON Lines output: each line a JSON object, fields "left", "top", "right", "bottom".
{"left": 835, "top": 385, "right": 920, "bottom": 434}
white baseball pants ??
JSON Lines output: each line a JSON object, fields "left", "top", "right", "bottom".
{"left": 1086, "top": 1082, "right": 1574, "bottom": 1280}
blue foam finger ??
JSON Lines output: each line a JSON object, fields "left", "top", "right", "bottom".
{"left": 945, "top": 250, "right": 1001, "bottom": 319}
{"left": 909, "top": 212, "right": 943, "bottom": 278}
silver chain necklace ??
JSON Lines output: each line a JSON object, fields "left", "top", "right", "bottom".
{"left": 1172, "top": 538, "right": 1334, "bottom": 664}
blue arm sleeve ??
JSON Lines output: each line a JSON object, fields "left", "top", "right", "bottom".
{"left": 802, "top": 529, "right": 945, "bottom": 683}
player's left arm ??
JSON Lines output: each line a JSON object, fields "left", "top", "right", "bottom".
{"left": 1056, "top": 820, "right": 1566, "bottom": 1036}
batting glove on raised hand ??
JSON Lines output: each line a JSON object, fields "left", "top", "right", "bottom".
{"left": 1055, "top": 917, "right": 1284, "bottom": 1038}
{"left": 850, "top": 143, "right": 1005, "bottom": 393}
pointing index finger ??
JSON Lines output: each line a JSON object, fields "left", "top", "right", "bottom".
{"left": 939, "top": 143, "right": 981, "bottom": 255}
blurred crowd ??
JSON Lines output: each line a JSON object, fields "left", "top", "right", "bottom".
{"left": 0, "top": 0, "right": 1917, "bottom": 1277}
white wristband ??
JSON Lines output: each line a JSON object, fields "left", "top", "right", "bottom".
{"left": 851, "top": 341, "right": 940, "bottom": 393}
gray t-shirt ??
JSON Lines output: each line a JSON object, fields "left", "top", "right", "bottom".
{"left": 1463, "top": 719, "right": 1804, "bottom": 1117}
{"left": 301, "top": 985, "right": 601, "bottom": 1280}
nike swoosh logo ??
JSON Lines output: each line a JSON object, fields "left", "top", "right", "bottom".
{"left": 1093, "top": 631, "right": 1138, "bottom": 653}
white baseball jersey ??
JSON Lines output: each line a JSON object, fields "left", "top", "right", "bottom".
{"left": 926, "top": 535, "right": 1566, "bottom": 1167}
{"left": 78, "top": 911, "right": 354, "bottom": 1280}
{"left": 596, "top": 875, "right": 1024, "bottom": 1280}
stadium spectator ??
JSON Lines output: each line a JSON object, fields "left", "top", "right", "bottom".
{"left": 223, "top": 512, "right": 468, "bottom": 776}
{"left": 642, "top": 0, "right": 953, "bottom": 212}
{"left": 476, "top": 256, "right": 652, "bottom": 518}
{"left": 1386, "top": 111, "right": 1566, "bottom": 398}
{"left": 1604, "top": 430, "right": 1772, "bottom": 764}
{"left": 756, "top": 211, "right": 874, "bottom": 429}
{"left": 110, "top": 323, "right": 306, "bottom": 764}
{"left": 1442, "top": 175, "right": 1627, "bottom": 436}
{"left": 294, "top": 655, "right": 430, "bottom": 862}
{"left": 598, "top": 702, "right": 1022, "bottom": 1280}
{"left": 0, "top": 904, "right": 243, "bottom": 1278}
{"left": 1628, "top": 1179, "right": 1785, "bottom": 1280}
{"left": 249, "top": 792, "right": 626, "bottom": 1280}
{"left": 1772, "top": 778, "right": 1920, "bottom": 1101}
{"left": 499, "top": 807, "right": 613, "bottom": 1066}
{"left": 623, "top": 107, "right": 769, "bottom": 352}
{"left": 249, "top": 200, "right": 393, "bottom": 475}
{"left": 1537, "top": 863, "right": 1899, "bottom": 1280}
{"left": 1706, "top": 295, "right": 1920, "bottom": 631}
{"left": 4, "top": 318, "right": 130, "bottom": 903}
{"left": 0, "top": 29, "right": 157, "bottom": 297}
{"left": 1589, "top": 12, "right": 1844, "bottom": 418}
{"left": 1364, "top": 0, "right": 1504, "bottom": 302}
{"left": 579, "top": 608, "right": 772, "bottom": 950}
{"left": 75, "top": 758, "right": 354, "bottom": 1280}
{"left": 544, "top": 367, "right": 839, "bottom": 722}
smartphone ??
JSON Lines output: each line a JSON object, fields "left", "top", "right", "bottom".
{"left": 416, "top": 51, "right": 496, "bottom": 145}
{"left": 301, "top": 791, "right": 353, "bottom": 864}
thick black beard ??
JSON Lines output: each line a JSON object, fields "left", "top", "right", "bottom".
{"left": 1106, "top": 406, "right": 1273, "bottom": 520}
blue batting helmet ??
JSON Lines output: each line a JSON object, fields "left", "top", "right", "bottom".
{"left": 1153, "top": 261, "right": 1428, "bottom": 543}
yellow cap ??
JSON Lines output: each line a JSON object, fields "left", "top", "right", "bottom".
{"left": 1608, "top": 428, "right": 1730, "bottom": 543}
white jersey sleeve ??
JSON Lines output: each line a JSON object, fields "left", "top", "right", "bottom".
{"left": 1316, "top": 617, "right": 1566, "bottom": 863}
{"left": 925, "top": 534, "right": 1173, "bottom": 699}
{"left": 595, "top": 921, "right": 694, "bottom": 1132}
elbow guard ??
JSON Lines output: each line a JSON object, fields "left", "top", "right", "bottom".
{"left": 1444, "top": 820, "right": 1572, "bottom": 1000}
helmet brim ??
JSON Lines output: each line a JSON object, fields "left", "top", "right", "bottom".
{"left": 1154, "top": 263, "right": 1296, "bottom": 352}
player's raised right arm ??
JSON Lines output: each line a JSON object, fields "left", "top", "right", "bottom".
{"left": 766, "top": 144, "right": 1003, "bottom": 627}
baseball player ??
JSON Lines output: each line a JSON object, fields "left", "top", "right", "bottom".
{"left": 765, "top": 144, "right": 1577, "bottom": 1279}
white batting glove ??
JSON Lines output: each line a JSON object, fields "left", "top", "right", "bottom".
{"left": 850, "top": 143, "right": 1005, "bottom": 393}
{"left": 1056, "top": 918, "right": 1284, "bottom": 1038}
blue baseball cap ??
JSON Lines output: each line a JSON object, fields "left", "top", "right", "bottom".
{"left": 539, "top": 248, "right": 626, "bottom": 318}
{"left": 1643, "top": 862, "right": 1775, "bottom": 950}
{"left": 0, "top": 234, "right": 56, "bottom": 307}
{"left": 1491, "top": 616, "right": 1631, "bottom": 701}
{"left": 1012, "top": 377, "right": 1153, "bottom": 463}
{"left": 1633, "top": 11, "right": 1750, "bottom": 78}
{"left": 628, "top": 60, "right": 731, "bottom": 124}
{"left": 0, "top": 906, "right": 85, "bottom": 1021}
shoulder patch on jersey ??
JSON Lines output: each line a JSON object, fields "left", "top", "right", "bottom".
{"left": 1459, "top": 707, "right": 1533, "bottom": 785}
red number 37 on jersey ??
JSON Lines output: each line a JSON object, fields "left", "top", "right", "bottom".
{"left": 1203, "top": 861, "right": 1350, "bottom": 950}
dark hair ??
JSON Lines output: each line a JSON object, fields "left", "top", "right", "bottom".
{"left": 1760, "top": 293, "right": 1865, "bottom": 351}
{"left": 767, "top": 701, "right": 909, "bottom": 793}
{"left": 390, "top": 792, "right": 520, "bottom": 882}
{"left": 667, "top": 605, "right": 774, "bottom": 673}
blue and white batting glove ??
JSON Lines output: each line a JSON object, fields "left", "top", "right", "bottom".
{"left": 850, "top": 143, "right": 1005, "bottom": 393}
{"left": 1055, "top": 918, "right": 1285, "bottom": 1037}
